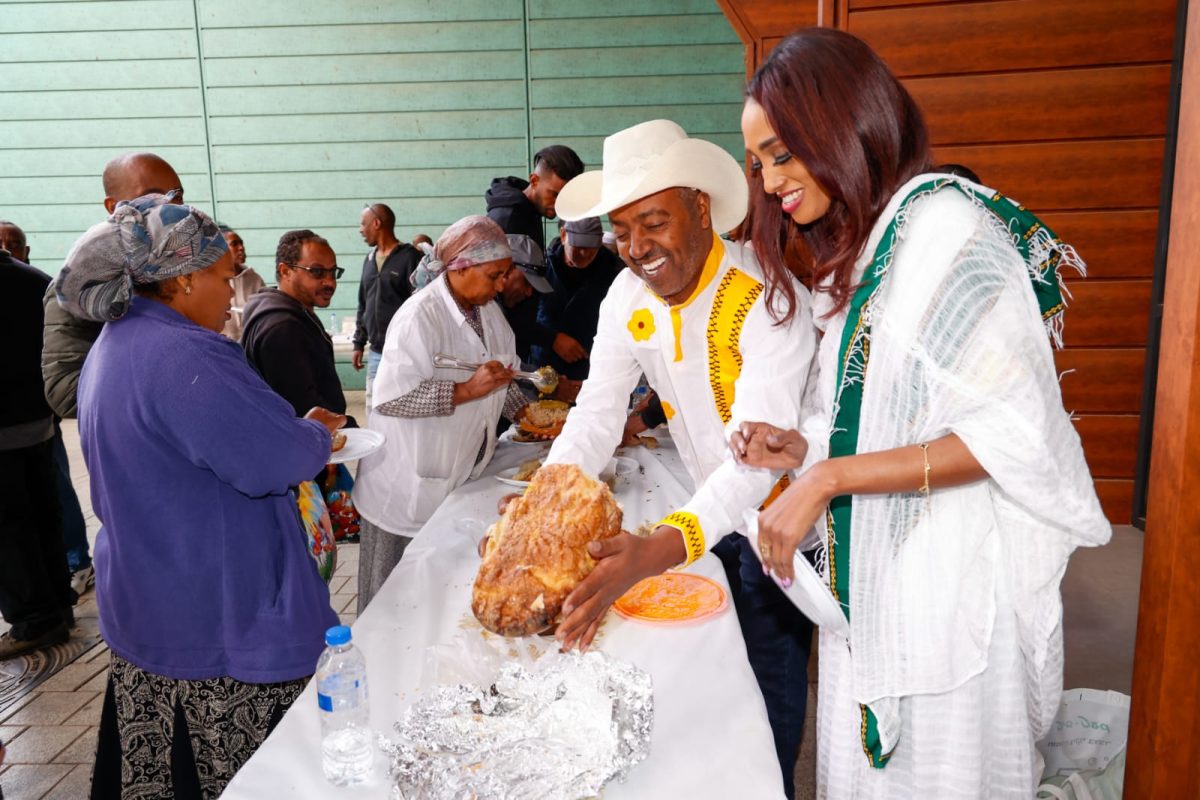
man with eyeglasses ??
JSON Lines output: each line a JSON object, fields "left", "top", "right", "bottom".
{"left": 241, "top": 229, "right": 357, "bottom": 427}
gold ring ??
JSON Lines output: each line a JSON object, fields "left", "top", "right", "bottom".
{"left": 761, "top": 542, "right": 772, "bottom": 557}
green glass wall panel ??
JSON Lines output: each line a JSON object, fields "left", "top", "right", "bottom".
{"left": 0, "top": 0, "right": 744, "bottom": 391}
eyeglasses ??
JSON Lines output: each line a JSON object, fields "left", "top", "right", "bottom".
{"left": 287, "top": 263, "right": 344, "bottom": 280}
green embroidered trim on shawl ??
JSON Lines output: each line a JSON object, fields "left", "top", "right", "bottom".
{"left": 826, "top": 177, "right": 1077, "bottom": 769}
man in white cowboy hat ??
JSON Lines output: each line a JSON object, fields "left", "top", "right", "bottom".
{"left": 537, "top": 119, "right": 819, "bottom": 794}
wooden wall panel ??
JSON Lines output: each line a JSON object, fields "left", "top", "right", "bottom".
{"left": 1075, "top": 415, "right": 1141, "bottom": 478}
{"left": 1093, "top": 478, "right": 1135, "bottom": 522}
{"left": 932, "top": 140, "right": 1165, "bottom": 210}
{"left": 910, "top": 65, "right": 1171, "bottom": 145}
{"left": 849, "top": 0, "right": 1176, "bottom": 78}
{"left": 1039, "top": 210, "right": 1158, "bottom": 280}
{"left": 718, "top": 0, "right": 1178, "bottom": 522}
{"left": 1059, "top": 281, "right": 1154, "bottom": 348}
{"left": 1057, "top": 349, "right": 1147, "bottom": 415}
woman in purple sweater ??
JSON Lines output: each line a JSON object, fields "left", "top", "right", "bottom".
{"left": 56, "top": 193, "right": 341, "bottom": 797}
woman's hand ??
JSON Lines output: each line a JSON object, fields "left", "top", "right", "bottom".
{"left": 731, "top": 422, "right": 807, "bottom": 470}
{"left": 556, "top": 527, "right": 686, "bottom": 651}
{"left": 453, "top": 360, "right": 513, "bottom": 405}
{"left": 304, "top": 406, "right": 347, "bottom": 435}
{"left": 756, "top": 463, "right": 837, "bottom": 583}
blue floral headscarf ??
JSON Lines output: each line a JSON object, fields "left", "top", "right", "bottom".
{"left": 54, "top": 192, "right": 228, "bottom": 322}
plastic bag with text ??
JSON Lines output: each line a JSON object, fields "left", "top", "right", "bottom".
{"left": 1035, "top": 688, "right": 1129, "bottom": 800}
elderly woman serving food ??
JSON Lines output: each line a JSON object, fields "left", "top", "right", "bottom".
{"left": 353, "top": 215, "right": 531, "bottom": 612}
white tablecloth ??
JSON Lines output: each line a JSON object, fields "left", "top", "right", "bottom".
{"left": 222, "top": 435, "right": 785, "bottom": 799}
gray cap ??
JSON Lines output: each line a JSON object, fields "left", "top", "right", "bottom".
{"left": 505, "top": 234, "right": 553, "bottom": 293}
{"left": 563, "top": 216, "right": 603, "bottom": 248}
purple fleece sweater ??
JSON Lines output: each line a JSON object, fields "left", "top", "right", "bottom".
{"left": 79, "top": 297, "right": 338, "bottom": 682}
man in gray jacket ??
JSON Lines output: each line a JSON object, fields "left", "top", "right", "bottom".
{"left": 41, "top": 153, "right": 184, "bottom": 418}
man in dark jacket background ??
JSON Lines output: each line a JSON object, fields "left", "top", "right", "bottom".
{"left": 485, "top": 144, "right": 585, "bottom": 366}
{"left": 0, "top": 245, "right": 73, "bottom": 659}
{"left": 41, "top": 152, "right": 185, "bottom": 419}
{"left": 351, "top": 203, "right": 421, "bottom": 409}
{"left": 242, "top": 230, "right": 356, "bottom": 427}
{"left": 532, "top": 216, "right": 622, "bottom": 398}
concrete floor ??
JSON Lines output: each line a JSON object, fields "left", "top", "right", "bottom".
{"left": 0, "top": 391, "right": 1143, "bottom": 799}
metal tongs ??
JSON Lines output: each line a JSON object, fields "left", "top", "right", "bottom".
{"left": 433, "top": 353, "right": 559, "bottom": 394}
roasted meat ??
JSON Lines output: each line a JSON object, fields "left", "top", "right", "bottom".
{"left": 472, "top": 463, "right": 622, "bottom": 636}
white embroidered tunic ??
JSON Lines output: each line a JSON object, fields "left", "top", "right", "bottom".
{"left": 546, "top": 235, "right": 817, "bottom": 562}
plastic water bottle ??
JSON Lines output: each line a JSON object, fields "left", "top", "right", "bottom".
{"left": 316, "top": 625, "right": 373, "bottom": 785}
{"left": 629, "top": 378, "right": 649, "bottom": 411}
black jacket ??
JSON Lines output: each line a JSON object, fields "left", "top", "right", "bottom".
{"left": 485, "top": 176, "right": 546, "bottom": 251}
{"left": 4, "top": 252, "right": 55, "bottom": 428}
{"left": 353, "top": 243, "right": 421, "bottom": 354}
{"left": 241, "top": 288, "right": 356, "bottom": 426}
{"left": 533, "top": 239, "right": 622, "bottom": 380}
{"left": 487, "top": 176, "right": 555, "bottom": 362}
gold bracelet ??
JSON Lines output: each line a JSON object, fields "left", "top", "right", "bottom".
{"left": 918, "top": 442, "right": 931, "bottom": 496}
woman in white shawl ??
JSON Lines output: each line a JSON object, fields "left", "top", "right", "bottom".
{"left": 733, "top": 29, "right": 1111, "bottom": 798}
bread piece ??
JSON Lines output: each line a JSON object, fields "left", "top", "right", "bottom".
{"left": 512, "top": 458, "right": 542, "bottom": 483}
{"left": 472, "top": 463, "right": 622, "bottom": 636}
{"left": 331, "top": 430, "right": 347, "bottom": 452}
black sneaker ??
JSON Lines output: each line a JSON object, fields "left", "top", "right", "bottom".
{"left": 0, "top": 623, "right": 70, "bottom": 660}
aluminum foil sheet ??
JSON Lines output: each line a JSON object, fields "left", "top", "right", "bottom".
{"left": 383, "top": 649, "right": 653, "bottom": 800}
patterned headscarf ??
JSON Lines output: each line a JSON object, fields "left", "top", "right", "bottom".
{"left": 411, "top": 215, "right": 510, "bottom": 291}
{"left": 54, "top": 192, "right": 228, "bottom": 322}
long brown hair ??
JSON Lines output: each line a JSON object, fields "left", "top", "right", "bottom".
{"left": 746, "top": 29, "right": 932, "bottom": 320}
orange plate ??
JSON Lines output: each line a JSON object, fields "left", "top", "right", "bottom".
{"left": 613, "top": 573, "right": 727, "bottom": 626}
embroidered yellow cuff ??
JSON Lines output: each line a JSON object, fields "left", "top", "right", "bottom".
{"left": 660, "top": 510, "right": 705, "bottom": 567}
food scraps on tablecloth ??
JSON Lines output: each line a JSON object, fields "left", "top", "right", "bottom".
{"left": 473, "top": 463, "right": 621, "bottom": 637}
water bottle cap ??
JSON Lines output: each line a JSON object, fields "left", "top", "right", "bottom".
{"left": 325, "top": 625, "right": 351, "bottom": 646}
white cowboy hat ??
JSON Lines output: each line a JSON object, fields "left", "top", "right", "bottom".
{"left": 555, "top": 120, "right": 748, "bottom": 234}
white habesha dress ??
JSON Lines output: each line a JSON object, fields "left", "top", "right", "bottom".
{"left": 798, "top": 175, "right": 1112, "bottom": 798}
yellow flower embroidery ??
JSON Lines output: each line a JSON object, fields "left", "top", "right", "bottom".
{"left": 661, "top": 400, "right": 676, "bottom": 420}
{"left": 627, "top": 309, "right": 655, "bottom": 342}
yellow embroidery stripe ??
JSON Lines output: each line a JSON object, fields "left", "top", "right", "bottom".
{"left": 759, "top": 474, "right": 791, "bottom": 510}
{"left": 660, "top": 511, "right": 705, "bottom": 567}
{"left": 705, "top": 268, "right": 763, "bottom": 424}
{"left": 825, "top": 508, "right": 839, "bottom": 603}
{"left": 860, "top": 705, "right": 875, "bottom": 766}
{"left": 670, "top": 308, "right": 684, "bottom": 362}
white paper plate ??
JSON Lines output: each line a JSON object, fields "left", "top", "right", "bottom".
{"left": 327, "top": 428, "right": 385, "bottom": 465}
{"left": 494, "top": 466, "right": 535, "bottom": 488}
{"left": 494, "top": 457, "right": 633, "bottom": 489}
{"left": 742, "top": 513, "right": 849, "bottom": 636}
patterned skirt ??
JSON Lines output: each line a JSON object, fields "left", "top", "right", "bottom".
{"left": 92, "top": 654, "right": 307, "bottom": 799}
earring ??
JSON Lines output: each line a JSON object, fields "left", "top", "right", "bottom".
{"left": 184, "top": 283, "right": 192, "bottom": 295}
